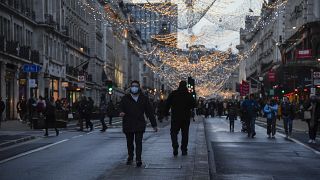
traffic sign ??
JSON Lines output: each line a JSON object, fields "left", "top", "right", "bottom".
{"left": 22, "top": 64, "right": 41, "bottom": 73}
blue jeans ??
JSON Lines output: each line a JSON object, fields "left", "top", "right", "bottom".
{"left": 283, "top": 116, "right": 293, "bottom": 135}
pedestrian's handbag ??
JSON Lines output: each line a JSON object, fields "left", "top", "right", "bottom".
{"left": 304, "top": 111, "right": 311, "bottom": 120}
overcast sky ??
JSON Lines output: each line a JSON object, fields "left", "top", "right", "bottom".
{"left": 125, "top": 0, "right": 264, "bottom": 52}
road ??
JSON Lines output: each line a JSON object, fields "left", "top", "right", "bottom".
{"left": 205, "top": 117, "right": 320, "bottom": 180}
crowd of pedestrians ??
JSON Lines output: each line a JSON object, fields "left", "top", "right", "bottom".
{"left": 198, "top": 93, "right": 320, "bottom": 143}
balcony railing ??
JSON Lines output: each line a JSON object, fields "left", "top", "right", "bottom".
{"left": 6, "top": 40, "right": 19, "bottom": 56}
{"left": 30, "top": 50, "right": 40, "bottom": 63}
{"left": 19, "top": 45, "right": 31, "bottom": 60}
{"left": 44, "top": 14, "right": 56, "bottom": 26}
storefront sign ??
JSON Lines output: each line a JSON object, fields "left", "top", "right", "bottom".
{"left": 240, "top": 80, "right": 249, "bottom": 96}
{"left": 78, "top": 75, "right": 85, "bottom": 82}
{"left": 48, "top": 63, "right": 65, "bottom": 78}
{"left": 314, "top": 72, "right": 320, "bottom": 85}
{"left": 296, "top": 49, "right": 312, "bottom": 59}
{"left": 314, "top": 79, "right": 320, "bottom": 86}
{"left": 29, "top": 79, "right": 37, "bottom": 88}
{"left": 268, "top": 71, "right": 276, "bottom": 82}
{"left": 78, "top": 82, "right": 85, "bottom": 88}
{"left": 62, "top": 82, "right": 69, "bottom": 87}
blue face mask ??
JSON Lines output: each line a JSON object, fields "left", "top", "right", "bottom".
{"left": 130, "top": 87, "right": 139, "bottom": 94}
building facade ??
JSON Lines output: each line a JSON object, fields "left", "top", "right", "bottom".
{"left": 237, "top": 0, "right": 285, "bottom": 97}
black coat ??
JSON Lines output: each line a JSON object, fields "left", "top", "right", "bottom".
{"left": 119, "top": 93, "right": 157, "bottom": 133}
{"left": 166, "top": 88, "right": 196, "bottom": 121}
{"left": 45, "top": 102, "right": 56, "bottom": 122}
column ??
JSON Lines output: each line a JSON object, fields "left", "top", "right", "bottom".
{"left": 0, "top": 62, "right": 5, "bottom": 100}
{"left": 13, "top": 68, "right": 19, "bottom": 119}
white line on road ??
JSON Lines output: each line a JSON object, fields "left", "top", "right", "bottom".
{"left": 71, "top": 135, "right": 83, "bottom": 139}
{"left": 257, "top": 121, "right": 320, "bottom": 156}
{"left": 0, "top": 139, "right": 69, "bottom": 164}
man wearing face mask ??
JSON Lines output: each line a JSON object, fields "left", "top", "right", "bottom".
{"left": 119, "top": 80, "right": 158, "bottom": 167}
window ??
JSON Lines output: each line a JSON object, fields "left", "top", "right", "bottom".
{"left": 25, "top": 29, "right": 33, "bottom": 47}
{"left": 14, "top": 23, "right": 23, "bottom": 43}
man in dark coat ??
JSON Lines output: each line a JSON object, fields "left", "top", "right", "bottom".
{"left": 166, "top": 81, "right": 196, "bottom": 156}
{"left": 44, "top": 97, "right": 59, "bottom": 136}
{"left": 119, "top": 80, "right": 158, "bottom": 167}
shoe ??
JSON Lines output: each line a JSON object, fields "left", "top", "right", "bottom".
{"left": 90, "top": 125, "right": 94, "bottom": 131}
{"left": 312, "top": 140, "right": 316, "bottom": 144}
{"left": 100, "top": 127, "right": 107, "bottom": 132}
{"left": 268, "top": 134, "right": 271, "bottom": 138}
{"left": 251, "top": 132, "right": 256, "bottom": 138}
{"left": 136, "top": 161, "right": 142, "bottom": 167}
{"left": 272, "top": 135, "right": 275, "bottom": 139}
{"left": 77, "top": 129, "right": 84, "bottom": 132}
{"left": 182, "top": 151, "right": 188, "bottom": 156}
{"left": 44, "top": 133, "right": 48, "bottom": 137}
{"left": 173, "top": 149, "right": 178, "bottom": 156}
{"left": 126, "top": 158, "right": 133, "bottom": 165}
{"left": 56, "top": 130, "right": 59, "bottom": 136}
{"left": 308, "top": 139, "right": 313, "bottom": 143}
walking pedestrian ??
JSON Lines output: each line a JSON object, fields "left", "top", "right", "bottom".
{"left": 227, "top": 100, "right": 238, "bottom": 132}
{"left": 107, "top": 100, "right": 115, "bottom": 125}
{"left": 166, "top": 81, "right": 196, "bottom": 156}
{"left": 78, "top": 96, "right": 93, "bottom": 131}
{"left": 36, "top": 96, "right": 46, "bottom": 129}
{"left": 0, "top": 97, "right": 5, "bottom": 128}
{"left": 99, "top": 101, "right": 108, "bottom": 132}
{"left": 281, "top": 96, "right": 295, "bottom": 138}
{"left": 157, "top": 99, "right": 166, "bottom": 123}
{"left": 17, "top": 98, "right": 27, "bottom": 122}
{"left": 217, "top": 100, "right": 224, "bottom": 117}
{"left": 305, "top": 95, "right": 320, "bottom": 143}
{"left": 263, "top": 99, "right": 278, "bottom": 138}
{"left": 27, "top": 96, "right": 37, "bottom": 128}
{"left": 119, "top": 80, "right": 158, "bottom": 167}
{"left": 87, "top": 97, "right": 94, "bottom": 131}
{"left": 241, "top": 94, "right": 259, "bottom": 138}
{"left": 44, "top": 97, "right": 59, "bottom": 136}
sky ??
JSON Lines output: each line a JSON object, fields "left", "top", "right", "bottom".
{"left": 125, "top": 0, "right": 264, "bottom": 52}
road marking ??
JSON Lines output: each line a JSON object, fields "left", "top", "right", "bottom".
{"left": 256, "top": 121, "right": 320, "bottom": 156}
{"left": 0, "top": 139, "right": 69, "bottom": 164}
{"left": 71, "top": 135, "right": 83, "bottom": 139}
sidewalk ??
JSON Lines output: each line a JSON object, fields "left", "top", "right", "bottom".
{"left": 100, "top": 117, "right": 209, "bottom": 180}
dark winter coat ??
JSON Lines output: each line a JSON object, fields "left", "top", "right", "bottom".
{"left": 166, "top": 88, "right": 196, "bottom": 122}
{"left": 106, "top": 102, "right": 115, "bottom": 117}
{"left": 119, "top": 93, "right": 157, "bottom": 133}
{"left": 227, "top": 102, "right": 238, "bottom": 120}
{"left": 281, "top": 102, "right": 295, "bottom": 119}
{"left": 45, "top": 101, "right": 56, "bottom": 122}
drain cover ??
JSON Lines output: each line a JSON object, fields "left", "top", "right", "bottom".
{"left": 145, "top": 164, "right": 182, "bottom": 169}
